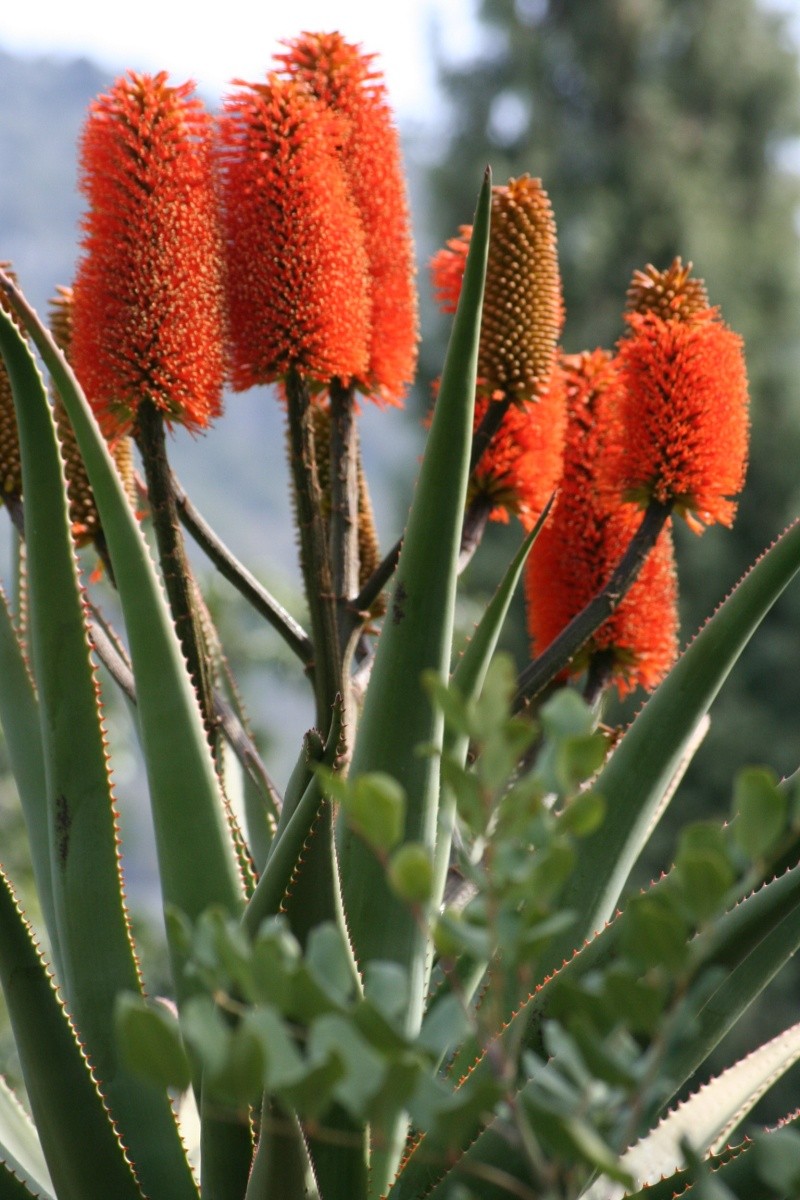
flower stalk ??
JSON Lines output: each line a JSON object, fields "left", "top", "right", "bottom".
{"left": 516, "top": 497, "right": 674, "bottom": 708}
{"left": 135, "top": 399, "right": 218, "bottom": 748}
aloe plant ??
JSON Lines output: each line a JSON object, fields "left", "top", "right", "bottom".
{"left": 0, "top": 39, "right": 800, "bottom": 1200}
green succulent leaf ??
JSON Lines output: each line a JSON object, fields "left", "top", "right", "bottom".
{"left": 0, "top": 1076, "right": 52, "bottom": 1199}
{"left": 0, "top": 866, "right": 144, "bottom": 1200}
{"left": 581, "top": 1020, "right": 800, "bottom": 1199}
{"left": 0, "top": 588, "right": 55, "bottom": 970}
{"left": 0, "top": 305, "right": 200, "bottom": 1200}
{"left": 538, "top": 515, "right": 800, "bottom": 981}
{"left": 0, "top": 283, "right": 245, "bottom": 948}
{"left": 732, "top": 767, "right": 787, "bottom": 860}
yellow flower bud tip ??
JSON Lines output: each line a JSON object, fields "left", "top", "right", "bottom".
{"left": 479, "top": 175, "right": 564, "bottom": 403}
{"left": 626, "top": 257, "right": 710, "bottom": 323}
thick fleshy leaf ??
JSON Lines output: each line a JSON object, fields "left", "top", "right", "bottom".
{"left": 0, "top": 280, "right": 244, "bottom": 941}
{"left": 338, "top": 168, "right": 490, "bottom": 1006}
{"left": 0, "top": 296, "right": 200, "bottom": 1200}
{"left": 582, "top": 1020, "right": 800, "bottom": 1199}
{"left": 336, "top": 170, "right": 491, "bottom": 1197}
{"left": 243, "top": 701, "right": 343, "bottom": 939}
{"left": 539, "top": 516, "right": 800, "bottom": 976}
{"left": 244, "top": 1101, "right": 320, "bottom": 1200}
{"left": 0, "top": 589, "right": 56, "bottom": 968}
{"left": 0, "top": 866, "right": 144, "bottom": 1200}
{"left": 432, "top": 513, "right": 548, "bottom": 908}
{"left": 0, "top": 1162, "right": 50, "bottom": 1200}
{"left": 0, "top": 1077, "right": 52, "bottom": 1198}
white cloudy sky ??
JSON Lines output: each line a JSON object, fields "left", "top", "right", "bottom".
{"left": 0, "top": 0, "right": 481, "bottom": 119}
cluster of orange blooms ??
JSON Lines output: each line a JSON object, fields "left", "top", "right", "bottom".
{"left": 431, "top": 213, "right": 750, "bottom": 695}
{"left": 71, "top": 32, "right": 418, "bottom": 442}
{"left": 64, "top": 33, "right": 750, "bottom": 701}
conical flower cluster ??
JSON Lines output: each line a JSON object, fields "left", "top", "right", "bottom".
{"left": 220, "top": 33, "right": 418, "bottom": 403}
{"left": 526, "top": 351, "right": 679, "bottom": 696}
{"left": 431, "top": 176, "right": 563, "bottom": 404}
{"left": 605, "top": 261, "right": 749, "bottom": 531}
{"left": 219, "top": 75, "right": 371, "bottom": 391}
{"left": 430, "top": 179, "right": 565, "bottom": 529}
{"left": 277, "top": 31, "right": 418, "bottom": 405}
{"left": 72, "top": 71, "right": 227, "bottom": 438}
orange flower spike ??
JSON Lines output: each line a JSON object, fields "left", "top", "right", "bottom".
{"left": 278, "top": 31, "right": 418, "bottom": 405}
{"left": 526, "top": 350, "right": 678, "bottom": 696}
{"left": 72, "top": 72, "right": 226, "bottom": 439}
{"left": 430, "top": 177, "right": 563, "bottom": 404}
{"left": 609, "top": 309, "right": 750, "bottom": 531}
{"left": 219, "top": 74, "right": 370, "bottom": 390}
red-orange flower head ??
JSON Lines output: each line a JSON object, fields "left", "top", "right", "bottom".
{"left": 219, "top": 73, "right": 371, "bottom": 391}
{"left": 277, "top": 31, "right": 418, "bottom": 406}
{"left": 430, "top": 176, "right": 563, "bottom": 404}
{"left": 526, "top": 350, "right": 678, "bottom": 696}
{"left": 606, "top": 304, "right": 750, "bottom": 532}
{"left": 470, "top": 362, "right": 567, "bottom": 530}
{"left": 72, "top": 71, "right": 227, "bottom": 439}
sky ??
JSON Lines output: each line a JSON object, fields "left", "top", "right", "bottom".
{"left": 0, "top": 0, "right": 478, "bottom": 120}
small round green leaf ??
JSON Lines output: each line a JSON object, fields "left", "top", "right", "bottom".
{"left": 733, "top": 766, "right": 787, "bottom": 859}
{"left": 344, "top": 773, "right": 406, "bottom": 853}
{"left": 115, "top": 993, "right": 192, "bottom": 1092}
{"left": 388, "top": 843, "right": 434, "bottom": 904}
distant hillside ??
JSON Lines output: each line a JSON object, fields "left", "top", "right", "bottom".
{"left": 0, "top": 49, "right": 112, "bottom": 311}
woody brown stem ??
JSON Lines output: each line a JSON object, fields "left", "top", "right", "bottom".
{"left": 285, "top": 371, "right": 342, "bottom": 734}
{"left": 172, "top": 471, "right": 314, "bottom": 670}
{"left": 458, "top": 492, "right": 493, "bottom": 574}
{"left": 328, "top": 381, "right": 360, "bottom": 625}
{"left": 515, "top": 499, "right": 673, "bottom": 709}
{"left": 469, "top": 391, "right": 514, "bottom": 475}
{"left": 135, "top": 399, "right": 217, "bottom": 747}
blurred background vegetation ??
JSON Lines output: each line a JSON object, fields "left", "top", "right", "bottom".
{"left": 2, "top": 0, "right": 800, "bottom": 1119}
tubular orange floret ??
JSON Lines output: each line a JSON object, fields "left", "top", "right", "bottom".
{"left": 430, "top": 225, "right": 471, "bottom": 315}
{"left": 430, "top": 176, "right": 563, "bottom": 403}
{"left": 606, "top": 309, "right": 750, "bottom": 532}
{"left": 277, "top": 31, "right": 418, "bottom": 406}
{"left": 470, "top": 361, "right": 567, "bottom": 530}
{"left": 525, "top": 350, "right": 679, "bottom": 696}
{"left": 626, "top": 257, "right": 710, "bottom": 322}
{"left": 71, "top": 71, "right": 227, "bottom": 439}
{"left": 219, "top": 73, "right": 371, "bottom": 391}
